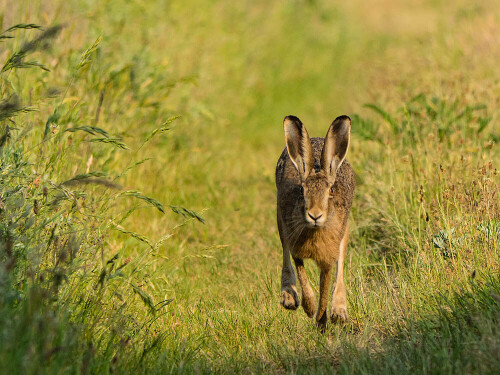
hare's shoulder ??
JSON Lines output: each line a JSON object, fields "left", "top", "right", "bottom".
{"left": 333, "top": 161, "right": 355, "bottom": 210}
{"left": 275, "top": 147, "right": 297, "bottom": 187}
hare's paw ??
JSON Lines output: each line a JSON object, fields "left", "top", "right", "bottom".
{"left": 330, "top": 306, "right": 348, "bottom": 323}
{"left": 314, "top": 310, "right": 328, "bottom": 333}
{"left": 301, "top": 293, "right": 316, "bottom": 318}
{"left": 280, "top": 285, "right": 299, "bottom": 310}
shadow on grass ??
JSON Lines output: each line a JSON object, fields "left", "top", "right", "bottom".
{"left": 337, "top": 273, "right": 500, "bottom": 375}
{"left": 161, "top": 273, "right": 500, "bottom": 374}
{"left": 267, "top": 273, "right": 500, "bottom": 375}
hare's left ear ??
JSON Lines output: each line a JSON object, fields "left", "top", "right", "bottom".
{"left": 284, "top": 115, "right": 313, "bottom": 178}
{"left": 320, "top": 115, "right": 351, "bottom": 178}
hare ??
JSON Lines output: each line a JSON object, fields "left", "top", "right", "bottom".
{"left": 275, "top": 115, "right": 355, "bottom": 329}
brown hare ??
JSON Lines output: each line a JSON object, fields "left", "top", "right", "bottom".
{"left": 275, "top": 115, "right": 355, "bottom": 329}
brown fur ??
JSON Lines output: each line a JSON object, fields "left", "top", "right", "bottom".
{"left": 276, "top": 116, "right": 355, "bottom": 329}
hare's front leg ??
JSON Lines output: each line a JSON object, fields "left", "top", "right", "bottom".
{"left": 278, "top": 217, "right": 299, "bottom": 310}
{"left": 293, "top": 257, "right": 316, "bottom": 318}
{"left": 316, "top": 266, "right": 333, "bottom": 329}
{"left": 280, "top": 242, "right": 299, "bottom": 310}
{"left": 331, "top": 223, "right": 349, "bottom": 323}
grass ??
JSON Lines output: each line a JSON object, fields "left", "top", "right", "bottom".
{"left": 0, "top": 0, "right": 499, "bottom": 373}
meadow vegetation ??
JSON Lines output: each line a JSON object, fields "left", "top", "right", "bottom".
{"left": 0, "top": 0, "right": 499, "bottom": 373}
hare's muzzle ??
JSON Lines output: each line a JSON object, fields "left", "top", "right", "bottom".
{"left": 305, "top": 208, "right": 326, "bottom": 227}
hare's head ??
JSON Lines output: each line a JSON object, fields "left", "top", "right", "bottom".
{"left": 284, "top": 115, "right": 351, "bottom": 228}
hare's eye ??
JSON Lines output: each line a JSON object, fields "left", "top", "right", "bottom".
{"left": 299, "top": 186, "right": 304, "bottom": 194}
{"left": 329, "top": 186, "right": 334, "bottom": 195}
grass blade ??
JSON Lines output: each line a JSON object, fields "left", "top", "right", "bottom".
{"left": 110, "top": 221, "right": 153, "bottom": 248}
{"left": 65, "top": 126, "right": 110, "bottom": 138}
{"left": 144, "top": 115, "right": 181, "bottom": 143}
{"left": 120, "top": 190, "right": 165, "bottom": 214}
{"left": 131, "top": 282, "right": 156, "bottom": 314}
{"left": 77, "top": 36, "right": 103, "bottom": 71}
{"left": 88, "top": 137, "right": 129, "bottom": 149}
{"left": 364, "top": 103, "right": 399, "bottom": 134}
{"left": 169, "top": 205, "right": 205, "bottom": 223}
{"left": 1, "top": 24, "right": 42, "bottom": 34}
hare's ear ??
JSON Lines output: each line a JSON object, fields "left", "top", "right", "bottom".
{"left": 321, "top": 115, "right": 351, "bottom": 178}
{"left": 284, "top": 116, "right": 313, "bottom": 178}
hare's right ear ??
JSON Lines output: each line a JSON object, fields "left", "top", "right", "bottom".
{"left": 320, "top": 115, "right": 351, "bottom": 179}
{"left": 283, "top": 116, "right": 313, "bottom": 178}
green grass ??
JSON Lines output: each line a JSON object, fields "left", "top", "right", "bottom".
{"left": 0, "top": 0, "right": 499, "bottom": 373}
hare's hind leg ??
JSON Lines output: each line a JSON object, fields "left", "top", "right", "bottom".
{"left": 293, "top": 258, "right": 316, "bottom": 318}
{"left": 278, "top": 217, "right": 299, "bottom": 310}
{"left": 331, "top": 222, "right": 349, "bottom": 323}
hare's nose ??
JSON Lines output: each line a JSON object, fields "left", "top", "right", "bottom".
{"left": 308, "top": 212, "right": 322, "bottom": 222}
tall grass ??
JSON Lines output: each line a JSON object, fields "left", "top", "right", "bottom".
{"left": 0, "top": 22, "right": 203, "bottom": 373}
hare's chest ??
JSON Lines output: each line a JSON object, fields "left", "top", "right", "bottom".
{"left": 290, "top": 230, "right": 340, "bottom": 268}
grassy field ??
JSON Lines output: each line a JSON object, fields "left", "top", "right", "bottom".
{"left": 1, "top": 0, "right": 499, "bottom": 373}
